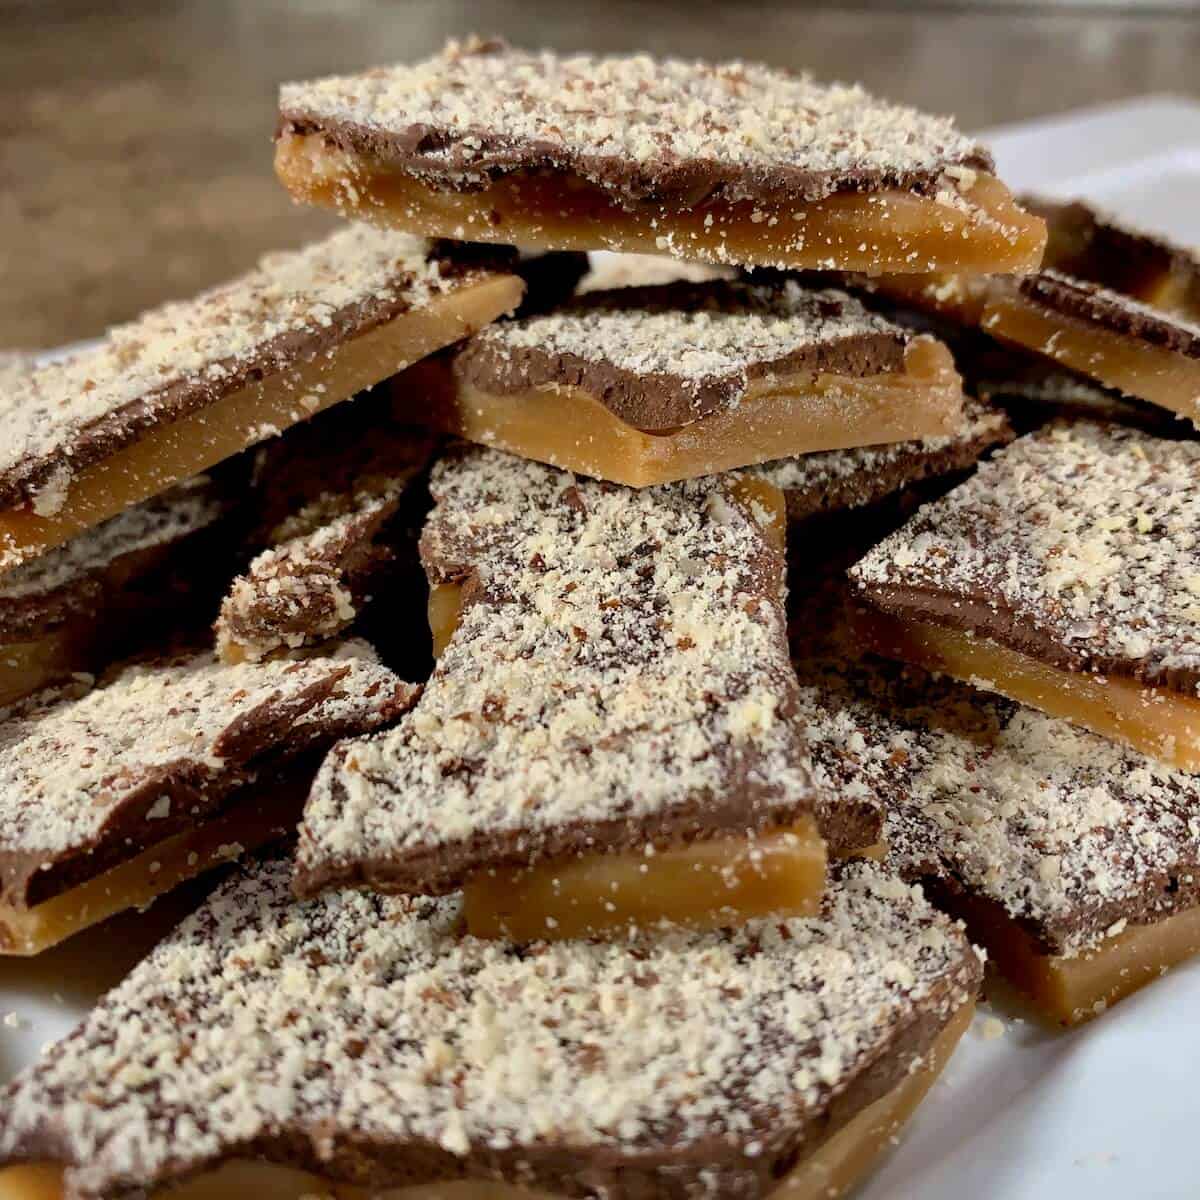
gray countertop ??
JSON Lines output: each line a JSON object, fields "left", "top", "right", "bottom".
{"left": 3, "top": 0, "right": 1199, "bottom": 349}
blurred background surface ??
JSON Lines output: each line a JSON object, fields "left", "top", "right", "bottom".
{"left": 3, "top": 0, "right": 1199, "bottom": 350}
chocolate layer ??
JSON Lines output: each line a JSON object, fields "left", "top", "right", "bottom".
{"left": 278, "top": 38, "right": 992, "bottom": 208}
{"left": 0, "top": 643, "right": 415, "bottom": 910}
{"left": 295, "top": 447, "right": 874, "bottom": 899}
{"left": 453, "top": 280, "right": 909, "bottom": 431}
{"left": 0, "top": 857, "right": 979, "bottom": 1200}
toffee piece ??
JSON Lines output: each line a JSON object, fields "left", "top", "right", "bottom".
{"left": 0, "top": 642, "right": 414, "bottom": 955}
{"left": 849, "top": 422, "right": 1200, "bottom": 768}
{"left": 791, "top": 645, "right": 1200, "bottom": 1025}
{"left": 296, "top": 447, "right": 879, "bottom": 932}
{"left": 754, "top": 398, "right": 1012, "bottom": 524}
{"left": 0, "top": 227, "right": 521, "bottom": 571}
{"left": 215, "top": 399, "right": 437, "bottom": 663}
{"left": 0, "top": 858, "right": 980, "bottom": 1200}
{"left": 275, "top": 38, "right": 1044, "bottom": 276}
{"left": 0, "top": 475, "right": 234, "bottom": 705}
{"left": 402, "top": 279, "right": 966, "bottom": 488}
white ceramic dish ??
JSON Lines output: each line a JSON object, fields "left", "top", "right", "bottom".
{"left": 3, "top": 96, "right": 1199, "bottom": 1200}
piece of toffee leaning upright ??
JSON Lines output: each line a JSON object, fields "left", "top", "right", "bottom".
{"left": 0, "top": 227, "right": 521, "bottom": 572}
{"left": 275, "top": 38, "right": 1045, "bottom": 276}
{"left": 0, "top": 644, "right": 414, "bottom": 956}
{"left": 403, "top": 279, "right": 967, "bottom": 487}
{"left": 295, "top": 447, "right": 882, "bottom": 938}
{"left": 0, "top": 859, "right": 980, "bottom": 1200}
{"left": 849, "top": 422, "right": 1200, "bottom": 770}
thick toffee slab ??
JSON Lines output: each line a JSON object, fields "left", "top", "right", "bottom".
{"left": 405, "top": 281, "right": 965, "bottom": 487}
{"left": 754, "top": 398, "right": 1011, "bottom": 522}
{"left": 275, "top": 39, "right": 1043, "bottom": 275}
{"left": 849, "top": 423, "right": 1200, "bottom": 759}
{"left": 0, "top": 642, "right": 415, "bottom": 921}
{"left": 0, "top": 858, "right": 979, "bottom": 1200}
{"left": 216, "top": 399, "right": 436, "bottom": 663}
{"left": 452, "top": 280, "right": 909, "bottom": 431}
{"left": 0, "top": 229, "right": 520, "bottom": 569}
{"left": 295, "top": 447, "right": 875, "bottom": 900}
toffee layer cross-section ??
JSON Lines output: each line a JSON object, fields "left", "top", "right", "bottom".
{"left": 296, "top": 447, "right": 880, "bottom": 935}
{"left": 0, "top": 859, "right": 980, "bottom": 1200}
{"left": 0, "top": 642, "right": 415, "bottom": 955}
{"left": 0, "top": 473, "right": 237, "bottom": 705}
{"left": 790, "top": 644, "right": 1200, "bottom": 1025}
{"left": 0, "top": 228, "right": 521, "bottom": 571}
{"left": 275, "top": 37, "right": 1044, "bottom": 276}
{"left": 849, "top": 422, "right": 1200, "bottom": 769}
{"left": 399, "top": 279, "right": 967, "bottom": 487}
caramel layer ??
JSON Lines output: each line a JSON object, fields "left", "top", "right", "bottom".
{"left": 0, "top": 782, "right": 306, "bottom": 956}
{"left": 276, "top": 133, "right": 1046, "bottom": 276}
{"left": 858, "top": 271, "right": 994, "bottom": 325}
{"left": 0, "top": 276, "right": 522, "bottom": 570}
{"left": 0, "top": 1003, "right": 972, "bottom": 1200}
{"left": 406, "top": 337, "right": 964, "bottom": 488}
{"left": 931, "top": 884, "right": 1200, "bottom": 1026}
{"left": 982, "top": 289, "right": 1200, "bottom": 421}
{"left": 0, "top": 633, "right": 86, "bottom": 709}
{"left": 854, "top": 605, "right": 1200, "bottom": 771}
{"left": 463, "top": 818, "right": 828, "bottom": 942}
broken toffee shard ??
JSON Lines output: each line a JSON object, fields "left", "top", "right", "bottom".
{"left": 402, "top": 279, "right": 966, "bottom": 488}
{"left": 296, "top": 447, "right": 879, "bottom": 935}
{"left": 0, "top": 859, "right": 979, "bottom": 1200}
{"left": 275, "top": 38, "right": 1045, "bottom": 275}
{"left": 0, "top": 227, "right": 521, "bottom": 571}
{"left": 215, "top": 392, "right": 437, "bottom": 664}
{"left": 0, "top": 642, "right": 414, "bottom": 955}
{"left": 791, "top": 646, "right": 1200, "bottom": 1025}
{"left": 849, "top": 422, "right": 1200, "bottom": 769}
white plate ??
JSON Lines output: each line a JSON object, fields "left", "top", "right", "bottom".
{"left": 4, "top": 97, "right": 1200, "bottom": 1200}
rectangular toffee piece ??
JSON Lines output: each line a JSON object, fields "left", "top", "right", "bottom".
{"left": 275, "top": 37, "right": 1045, "bottom": 276}
{"left": 0, "top": 858, "right": 981, "bottom": 1200}
{"left": 866, "top": 198, "right": 1200, "bottom": 422}
{"left": 791, "top": 646, "right": 1200, "bottom": 1025}
{"left": 0, "top": 226, "right": 522, "bottom": 572}
{"left": 848, "top": 422, "right": 1200, "bottom": 769}
{"left": 753, "top": 397, "right": 1012, "bottom": 525}
{"left": 295, "top": 447, "right": 880, "bottom": 936}
{"left": 215, "top": 392, "right": 437, "bottom": 664}
{"left": 399, "top": 278, "right": 967, "bottom": 488}
{"left": 0, "top": 642, "right": 415, "bottom": 956}
{"left": 0, "top": 474, "right": 235, "bottom": 705}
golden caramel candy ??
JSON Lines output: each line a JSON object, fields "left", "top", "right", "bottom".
{"left": 853, "top": 605, "right": 1200, "bottom": 772}
{"left": 405, "top": 336, "right": 964, "bottom": 489}
{"left": 932, "top": 886, "right": 1200, "bottom": 1026}
{"left": 463, "top": 819, "right": 827, "bottom": 942}
{"left": 277, "top": 133, "right": 1044, "bottom": 277}
{"left": 982, "top": 286, "right": 1200, "bottom": 424}
{"left": 0, "top": 275, "right": 520, "bottom": 570}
